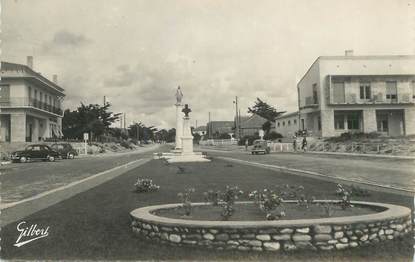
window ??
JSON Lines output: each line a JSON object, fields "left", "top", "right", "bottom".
{"left": 34, "top": 90, "right": 38, "bottom": 100}
{"left": 334, "top": 114, "right": 345, "bottom": 130}
{"left": 40, "top": 92, "right": 43, "bottom": 102}
{"left": 301, "top": 119, "right": 305, "bottom": 130}
{"left": 332, "top": 82, "right": 345, "bottom": 103}
{"left": 347, "top": 114, "right": 360, "bottom": 130}
{"left": 294, "top": 119, "right": 297, "bottom": 124}
{"left": 28, "top": 86, "right": 32, "bottom": 99}
{"left": 377, "top": 119, "right": 388, "bottom": 132}
{"left": 288, "top": 120, "right": 291, "bottom": 126}
{"left": 312, "top": 84, "right": 318, "bottom": 104}
{"left": 386, "top": 81, "right": 397, "bottom": 100}
{"left": 282, "top": 121, "right": 285, "bottom": 126}
{"left": 359, "top": 82, "right": 371, "bottom": 100}
{"left": 277, "top": 122, "right": 280, "bottom": 127}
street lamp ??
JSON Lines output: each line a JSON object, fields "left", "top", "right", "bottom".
{"left": 233, "top": 96, "right": 239, "bottom": 140}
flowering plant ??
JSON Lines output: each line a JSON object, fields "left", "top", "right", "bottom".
{"left": 249, "top": 188, "right": 285, "bottom": 220}
{"left": 336, "top": 184, "right": 353, "bottom": 209}
{"left": 203, "top": 186, "right": 244, "bottom": 220}
{"left": 134, "top": 178, "right": 160, "bottom": 193}
{"left": 177, "top": 188, "right": 195, "bottom": 216}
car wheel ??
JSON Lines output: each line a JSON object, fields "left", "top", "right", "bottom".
{"left": 20, "top": 156, "right": 27, "bottom": 163}
{"left": 48, "top": 155, "right": 55, "bottom": 162}
{"left": 68, "top": 153, "right": 74, "bottom": 159}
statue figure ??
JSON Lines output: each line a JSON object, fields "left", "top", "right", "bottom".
{"left": 175, "top": 86, "right": 183, "bottom": 104}
{"left": 182, "top": 104, "right": 191, "bottom": 117}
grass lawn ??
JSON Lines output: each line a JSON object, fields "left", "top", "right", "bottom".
{"left": 1, "top": 158, "right": 413, "bottom": 261}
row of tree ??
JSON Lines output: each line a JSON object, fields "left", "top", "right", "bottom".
{"left": 62, "top": 102, "right": 176, "bottom": 142}
{"left": 61, "top": 98, "right": 284, "bottom": 142}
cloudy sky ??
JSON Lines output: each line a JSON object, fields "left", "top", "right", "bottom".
{"left": 2, "top": 0, "right": 414, "bottom": 129}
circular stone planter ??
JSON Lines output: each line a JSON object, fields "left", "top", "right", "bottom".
{"left": 130, "top": 201, "right": 412, "bottom": 252}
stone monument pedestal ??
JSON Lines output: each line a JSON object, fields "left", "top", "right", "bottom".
{"left": 154, "top": 88, "right": 210, "bottom": 163}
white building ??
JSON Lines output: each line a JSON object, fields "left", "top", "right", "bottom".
{"left": 298, "top": 52, "right": 415, "bottom": 137}
{"left": 0, "top": 57, "right": 65, "bottom": 142}
{"left": 275, "top": 112, "right": 299, "bottom": 137}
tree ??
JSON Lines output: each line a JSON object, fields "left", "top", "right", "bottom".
{"left": 248, "top": 98, "right": 284, "bottom": 121}
{"left": 62, "top": 102, "right": 120, "bottom": 140}
{"left": 248, "top": 98, "right": 285, "bottom": 135}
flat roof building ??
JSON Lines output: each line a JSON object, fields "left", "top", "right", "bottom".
{"left": 297, "top": 52, "right": 415, "bottom": 137}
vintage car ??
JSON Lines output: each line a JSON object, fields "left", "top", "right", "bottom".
{"left": 11, "top": 144, "right": 60, "bottom": 163}
{"left": 51, "top": 143, "right": 78, "bottom": 159}
{"left": 251, "top": 139, "right": 271, "bottom": 154}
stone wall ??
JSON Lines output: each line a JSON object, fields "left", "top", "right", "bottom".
{"left": 130, "top": 201, "right": 412, "bottom": 252}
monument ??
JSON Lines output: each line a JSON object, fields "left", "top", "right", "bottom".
{"left": 174, "top": 87, "right": 183, "bottom": 150}
{"left": 154, "top": 86, "right": 210, "bottom": 163}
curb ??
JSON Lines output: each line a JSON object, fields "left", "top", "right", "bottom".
{"left": 0, "top": 158, "right": 152, "bottom": 227}
{"left": 216, "top": 156, "right": 415, "bottom": 197}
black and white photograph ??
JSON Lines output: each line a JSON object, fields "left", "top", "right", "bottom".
{"left": 0, "top": 0, "right": 414, "bottom": 261}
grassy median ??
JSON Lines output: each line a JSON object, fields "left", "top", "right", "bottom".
{"left": 1, "top": 158, "right": 413, "bottom": 261}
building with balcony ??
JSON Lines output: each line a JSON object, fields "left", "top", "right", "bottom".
{"left": 298, "top": 52, "right": 415, "bottom": 137}
{"left": 0, "top": 57, "right": 65, "bottom": 142}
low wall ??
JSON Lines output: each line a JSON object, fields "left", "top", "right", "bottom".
{"left": 130, "top": 201, "right": 412, "bottom": 252}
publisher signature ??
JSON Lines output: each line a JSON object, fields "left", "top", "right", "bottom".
{"left": 14, "top": 221, "right": 50, "bottom": 247}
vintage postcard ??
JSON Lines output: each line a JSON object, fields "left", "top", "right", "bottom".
{"left": 1, "top": 0, "right": 414, "bottom": 261}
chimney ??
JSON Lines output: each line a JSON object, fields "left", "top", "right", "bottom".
{"left": 27, "top": 56, "right": 33, "bottom": 69}
{"left": 345, "top": 50, "right": 354, "bottom": 56}
{"left": 53, "top": 74, "right": 58, "bottom": 84}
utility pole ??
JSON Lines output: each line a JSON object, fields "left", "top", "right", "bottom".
{"left": 239, "top": 108, "right": 241, "bottom": 139}
{"left": 234, "top": 96, "right": 239, "bottom": 140}
{"left": 103, "top": 96, "right": 106, "bottom": 105}
{"left": 208, "top": 112, "right": 211, "bottom": 139}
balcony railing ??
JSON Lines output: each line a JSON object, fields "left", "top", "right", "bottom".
{"left": 0, "top": 98, "right": 63, "bottom": 116}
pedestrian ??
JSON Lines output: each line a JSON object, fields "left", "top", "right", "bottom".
{"left": 245, "top": 139, "right": 249, "bottom": 151}
{"left": 301, "top": 136, "right": 307, "bottom": 152}
{"left": 292, "top": 135, "right": 297, "bottom": 152}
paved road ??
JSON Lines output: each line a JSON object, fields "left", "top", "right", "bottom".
{"left": 0, "top": 144, "right": 165, "bottom": 204}
{"left": 200, "top": 148, "right": 415, "bottom": 193}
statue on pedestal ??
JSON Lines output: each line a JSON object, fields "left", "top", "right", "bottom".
{"left": 175, "top": 86, "right": 183, "bottom": 104}
{"left": 182, "top": 104, "right": 191, "bottom": 117}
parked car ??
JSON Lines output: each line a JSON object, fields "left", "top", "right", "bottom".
{"left": 51, "top": 143, "right": 78, "bottom": 159}
{"left": 11, "top": 144, "right": 60, "bottom": 163}
{"left": 251, "top": 139, "right": 271, "bottom": 155}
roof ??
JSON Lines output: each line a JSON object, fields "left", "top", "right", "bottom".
{"left": 240, "top": 114, "right": 268, "bottom": 129}
{"left": 275, "top": 111, "right": 299, "bottom": 120}
{"left": 1, "top": 61, "right": 65, "bottom": 93}
{"left": 194, "top": 126, "right": 206, "bottom": 131}
{"left": 297, "top": 54, "right": 415, "bottom": 86}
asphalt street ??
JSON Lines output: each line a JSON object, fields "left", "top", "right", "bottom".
{"left": 200, "top": 147, "right": 415, "bottom": 192}
{"left": 0, "top": 144, "right": 164, "bottom": 204}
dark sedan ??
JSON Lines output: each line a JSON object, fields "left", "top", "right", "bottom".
{"left": 51, "top": 143, "right": 78, "bottom": 159}
{"left": 11, "top": 144, "right": 60, "bottom": 163}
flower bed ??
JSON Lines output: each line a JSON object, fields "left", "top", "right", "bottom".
{"left": 130, "top": 201, "right": 412, "bottom": 252}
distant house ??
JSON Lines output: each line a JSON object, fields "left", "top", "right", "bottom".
{"left": 0, "top": 57, "right": 65, "bottom": 142}
{"left": 206, "top": 121, "right": 234, "bottom": 138}
{"left": 239, "top": 114, "right": 274, "bottom": 137}
{"left": 275, "top": 111, "right": 299, "bottom": 137}
{"left": 193, "top": 126, "right": 207, "bottom": 136}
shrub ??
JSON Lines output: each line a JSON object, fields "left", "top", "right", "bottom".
{"left": 249, "top": 188, "right": 285, "bottom": 220}
{"left": 177, "top": 188, "right": 195, "bottom": 216}
{"left": 134, "top": 178, "right": 160, "bottom": 193}
{"left": 264, "top": 131, "right": 283, "bottom": 140}
{"left": 120, "top": 140, "right": 133, "bottom": 149}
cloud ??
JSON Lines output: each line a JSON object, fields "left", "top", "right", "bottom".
{"left": 40, "top": 30, "right": 91, "bottom": 54}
